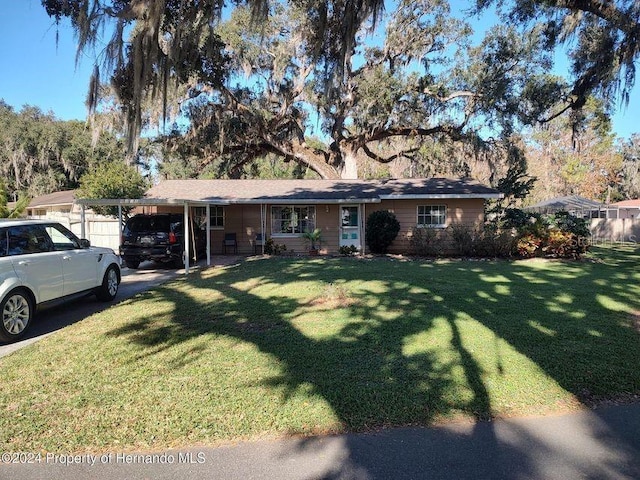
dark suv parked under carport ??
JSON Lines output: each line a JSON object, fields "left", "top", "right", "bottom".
{"left": 119, "top": 214, "right": 204, "bottom": 269}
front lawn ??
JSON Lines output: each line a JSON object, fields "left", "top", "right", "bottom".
{"left": 1, "top": 246, "right": 640, "bottom": 452}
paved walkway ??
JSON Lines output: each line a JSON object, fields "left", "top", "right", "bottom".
{"left": 2, "top": 403, "right": 640, "bottom": 480}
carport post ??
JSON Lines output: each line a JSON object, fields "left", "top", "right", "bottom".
{"left": 184, "top": 203, "right": 190, "bottom": 274}
{"left": 360, "top": 204, "right": 366, "bottom": 256}
{"left": 206, "top": 203, "right": 211, "bottom": 266}
{"left": 260, "top": 204, "right": 265, "bottom": 254}
{"left": 80, "top": 204, "right": 86, "bottom": 240}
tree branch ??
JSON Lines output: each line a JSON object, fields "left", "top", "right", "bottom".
{"left": 361, "top": 144, "right": 419, "bottom": 164}
{"left": 556, "top": 0, "right": 639, "bottom": 35}
{"left": 365, "top": 124, "right": 464, "bottom": 144}
{"left": 422, "top": 89, "right": 479, "bottom": 103}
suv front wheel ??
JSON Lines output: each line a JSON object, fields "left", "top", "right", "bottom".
{"left": 95, "top": 266, "right": 120, "bottom": 301}
{"left": 0, "top": 289, "right": 33, "bottom": 343}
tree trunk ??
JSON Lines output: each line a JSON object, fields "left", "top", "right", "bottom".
{"left": 12, "top": 153, "right": 21, "bottom": 189}
{"left": 340, "top": 147, "right": 359, "bottom": 179}
{"left": 289, "top": 142, "right": 341, "bottom": 179}
{"left": 277, "top": 139, "right": 361, "bottom": 180}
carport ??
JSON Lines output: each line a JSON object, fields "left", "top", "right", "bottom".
{"left": 75, "top": 198, "right": 226, "bottom": 274}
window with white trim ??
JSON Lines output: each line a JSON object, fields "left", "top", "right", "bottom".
{"left": 193, "top": 206, "right": 225, "bottom": 229}
{"left": 417, "top": 205, "right": 447, "bottom": 228}
{"left": 271, "top": 206, "right": 316, "bottom": 235}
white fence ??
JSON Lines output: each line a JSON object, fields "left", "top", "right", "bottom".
{"left": 29, "top": 213, "right": 121, "bottom": 250}
{"left": 589, "top": 218, "right": 640, "bottom": 244}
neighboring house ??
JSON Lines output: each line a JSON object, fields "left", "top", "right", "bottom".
{"left": 525, "top": 195, "right": 640, "bottom": 243}
{"left": 26, "top": 190, "right": 77, "bottom": 219}
{"left": 27, "top": 190, "right": 120, "bottom": 250}
{"left": 610, "top": 199, "right": 640, "bottom": 219}
{"left": 524, "top": 195, "right": 613, "bottom": 218}
{"left": 144, "top": 178, "right": 502, "bottom": 255}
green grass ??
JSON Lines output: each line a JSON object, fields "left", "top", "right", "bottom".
{"left": 2, "top": 246, "right": 640, "bottom": 453}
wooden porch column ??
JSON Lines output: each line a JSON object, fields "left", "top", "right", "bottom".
{"left": 206, "top": 203, "right": 211, "bottom": 266}
{"left": 184, "top": 203, "right": 190, "bottom": 274}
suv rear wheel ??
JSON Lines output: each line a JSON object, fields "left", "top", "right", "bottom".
{"left": 124, "top": 257, "right": 140, "bottom": 269}
{"left": 0, "top": 289, "right": 33, "bottom": 343}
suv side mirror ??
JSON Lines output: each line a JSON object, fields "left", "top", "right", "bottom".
{"left": 79, "top": 238, "right": 91, "bottom": 248}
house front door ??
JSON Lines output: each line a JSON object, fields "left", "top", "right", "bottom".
{"left": 339, "top": 205, "right": 361, "bottom": 250}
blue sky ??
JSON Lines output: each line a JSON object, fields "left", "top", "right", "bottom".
{"left": 0, "top": 1, "right": 93, "bottom": 120}
{"left": 1, "top": 0, "right": 638, "bottom": 140}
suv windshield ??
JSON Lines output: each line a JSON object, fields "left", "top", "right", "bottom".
{"left": 125, "top": 215, "right": 172, "bottom": 233}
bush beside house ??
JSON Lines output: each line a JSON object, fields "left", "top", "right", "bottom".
{"left": 511, "top": 210, "right": 590, "bottom": 259}
{"left": 365, "top": 210, "right": 401, "bottom": 254}
{"left": 409, "top": 209, "right": 590, "bottom": 259}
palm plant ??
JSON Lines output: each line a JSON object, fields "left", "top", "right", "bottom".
{"left": 301, "top": 228, "right": 322, "bottom": 252}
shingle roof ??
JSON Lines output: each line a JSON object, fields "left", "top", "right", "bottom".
{"left": 145, "top": 178, "right": 501, "bottom": 204}
{"left": 28, "top": 190, "right": 76, "bottom": 208}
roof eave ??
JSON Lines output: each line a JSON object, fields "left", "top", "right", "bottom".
{"left": 77, "top": 198, "right": 384, "bottom": 205}
{"left": 28, "top": 202, "right": 75, "bottom": 208}
{"left": 75, "top": 198, "right": 209, "bottom": 206}
{"left": 77, "top": 193, "right": 502, "bottom": 206}
{"left": 379, "top": 193, "right": 503, "bottom": 200}
{"left": 221, "top": 198, "right": 381, "bottom": 204}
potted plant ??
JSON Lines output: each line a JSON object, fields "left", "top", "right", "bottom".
{"left": 301, "top": 228, "right": 322, "bottom": 255}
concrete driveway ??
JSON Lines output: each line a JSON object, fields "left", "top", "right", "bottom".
{"left": 0, "top": 262, "right": 184, "bottom": 359}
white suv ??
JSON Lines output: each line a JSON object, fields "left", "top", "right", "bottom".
{"left": 0, "top": 220, "right": 121, "bottom": 343}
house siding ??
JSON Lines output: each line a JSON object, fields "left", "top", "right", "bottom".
{"left": 365, "top": 199, "right": 485, "bottom": 254}
{"left": 267, "top": 204, "right": 338, "bottom": 254}
{"left": 157, "top": 198, "right": 486, "bottom": 256}
{"left": 157, "top": 204, "right": 338, "bottom": 255}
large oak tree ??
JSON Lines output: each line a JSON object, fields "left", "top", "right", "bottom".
{"left": 41, "top": 0, "right": 639, "bottom": 180}
{"left": 475, "top": 0, "right": 640, "bottom": 115}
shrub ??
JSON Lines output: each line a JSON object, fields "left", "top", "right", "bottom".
{"left": 301, "top": 228, "right": 322, "bottom": 250}
{"left": 498, "top": 208, "right": 547, "bottom": 236}
{"left": 445, "top": 223, "right": 516, "bottom": 258}
{"left": 365, "top": 210, "right": 401, "bottom": 254}
{"left": 542, "top": 230, "right": 574, "bottom": 258}
{"left": 448, "top": 224, "right": 475, "bottom": 256}
{"left": 474, "top": 224, "right": 516, "bottom": 258}
{"left": 542, "top": 230, "right": 589, "bottom": 259}
{"left": 499, "top": 209, "right": 590, "bottom": 259}
{"left": 549, "top": 211, "right": 591, "bottom": 238}
{"left": 516, "top": 233, "right": 543, "bottom": 258}
{"left": 264, "top": 238, "right": 287, "bottom": 255}
{"left": 500, "top": 208, "right": 534, "bottom": 230}
{"left": 339, "top": 245, "right": 359, "bottom": 256}
{"left": 409, "top": 226, "right": 445, "bottom": 256}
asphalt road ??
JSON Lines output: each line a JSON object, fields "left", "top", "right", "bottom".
{"left": 0, "top": 262, "right": 182, "bottom": 359}
{"left": 1, "top": 403, "right": 639, "bottom": 480}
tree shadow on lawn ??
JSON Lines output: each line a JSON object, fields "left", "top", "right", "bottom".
{"left": 110, "top": 259, "right": 497, "bottom": 426}
{"left": 106, "top": 246, "right": 640, "bottom": 478}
